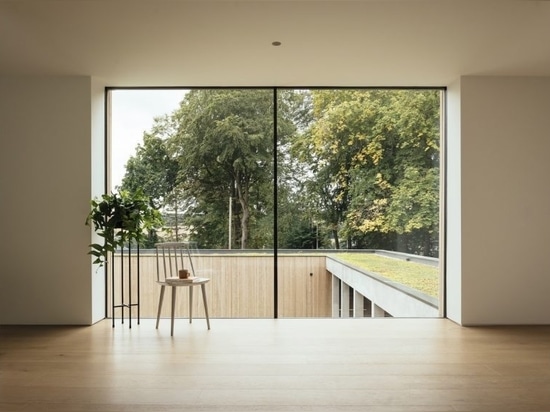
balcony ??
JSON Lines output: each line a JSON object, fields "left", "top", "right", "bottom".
{"left": 110, "top": 250, "right": 439, "bottom": 321}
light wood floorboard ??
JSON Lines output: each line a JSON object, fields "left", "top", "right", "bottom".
{"left": 1, "top": 319, "right": 550, "bottom": 411}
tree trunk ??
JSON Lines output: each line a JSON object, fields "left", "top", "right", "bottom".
{"left": 240, "top": 204, "right": 249, "bottom": 249}
{"left": 236, "top": 179, "right": 249, "bottom": 249}
{"left": 332, "top": 228, "right": 340, "bottom": 249}
{"left": 174, "top": 205, "right": 179, "bottom": 241}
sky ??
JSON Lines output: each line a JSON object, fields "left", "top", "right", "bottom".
{"left": 110, "top": 89, "right": 188, "bottom": 189}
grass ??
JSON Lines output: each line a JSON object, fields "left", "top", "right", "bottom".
{"left": 334, "top": 252, "right": 439, "bottom": 297}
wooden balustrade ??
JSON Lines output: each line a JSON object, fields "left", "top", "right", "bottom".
{"left": 109, "top": 252, "right": 332, "bottom": 319}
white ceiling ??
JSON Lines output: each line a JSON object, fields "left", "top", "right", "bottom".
{"left": 1, "top": 0, "right": 550, "bottom": 87}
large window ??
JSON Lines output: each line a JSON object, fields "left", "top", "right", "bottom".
{"left": 109, "top": 87, "right": 443, "bottom": 319}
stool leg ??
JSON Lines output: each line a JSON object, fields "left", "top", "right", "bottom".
{"left": 201, "top": 284, "right": 210, "bottom": 330}
{"left": 171, "top": 286, "right": 176, "bottom": 336}
{"left": 156, "top": 285, "right": 165, "bottom": 329}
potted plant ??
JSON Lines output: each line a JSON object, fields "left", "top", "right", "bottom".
{"left": 85, "top": 189, "right": 163, "bottom": 266}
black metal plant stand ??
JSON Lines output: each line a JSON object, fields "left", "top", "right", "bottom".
{"left": 111, "top": 243, "right": 140, "bottom": 328}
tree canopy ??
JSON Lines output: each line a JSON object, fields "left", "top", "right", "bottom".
{"left": 120, "top": 88, "right": 441, "bottom": 256}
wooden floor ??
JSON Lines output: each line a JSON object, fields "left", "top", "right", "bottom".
{"left": 1, "top": 318, "right": 550, "bottom": 412}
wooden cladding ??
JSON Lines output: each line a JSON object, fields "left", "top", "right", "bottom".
{"left": 110, "top": 253, "right": 332, "bottom": 319}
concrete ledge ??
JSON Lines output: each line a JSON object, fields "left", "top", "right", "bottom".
{"left": 327, "top": 257, "right": 439, "bottom": 318}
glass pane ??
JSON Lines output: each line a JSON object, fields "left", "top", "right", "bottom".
{"left": 110, "top": 88, "right": 275, "bottom": 319}
{"left": 109, "top": 87, "right": 442, "bottom": 321}
{"left": 277, "top": 89, "right": 442, "bottom": 318}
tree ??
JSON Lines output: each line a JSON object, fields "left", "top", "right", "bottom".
{"left": 172, "top": 89, "right": 276, "bottom": 249}
{"left": 292, "top": 89, "right": 440, "bottom": 255}
{"left": 120, "top": 118, "right": 180, "bottom": 244}
{"left": 119, "top": 88, "right": 440, "bottom": 255}
{"left": 345, "top": 90, "right": 440, "bottom": 255}
{"left": 119, "top": 89, "right": 306, "bottom": 249}
{"left": 120, "top": 116, "right": 179, "bottom": 209}
{"left": 291, "top": 89, "right": 384, "bottom": 248}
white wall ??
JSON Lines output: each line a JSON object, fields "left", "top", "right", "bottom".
{"left": 457, "top": 76, "right": 550, "bottom": 325}
{"left": 2, "top": 74, "right": 550, "bottom": 326}
{"left": 0, "top": 76, "right": 94, "bottom": 324}
{"left": 445, "top": 78, "right": 462, "bottom": 324}
{"left": 90, "top": 78, "right": 107, "bottom": 323}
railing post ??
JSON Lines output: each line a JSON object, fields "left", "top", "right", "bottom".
{"left": 372, "top": 302, "right": 385, "bottom": 318}
{"left": 332, "top": 275, "right": 340, "bottom": 318}
{"left": 341, "top": 282, "right": 351, "bottom": 318}
{"left": 353, "top": 290, "right": 364, "bottom": 317}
